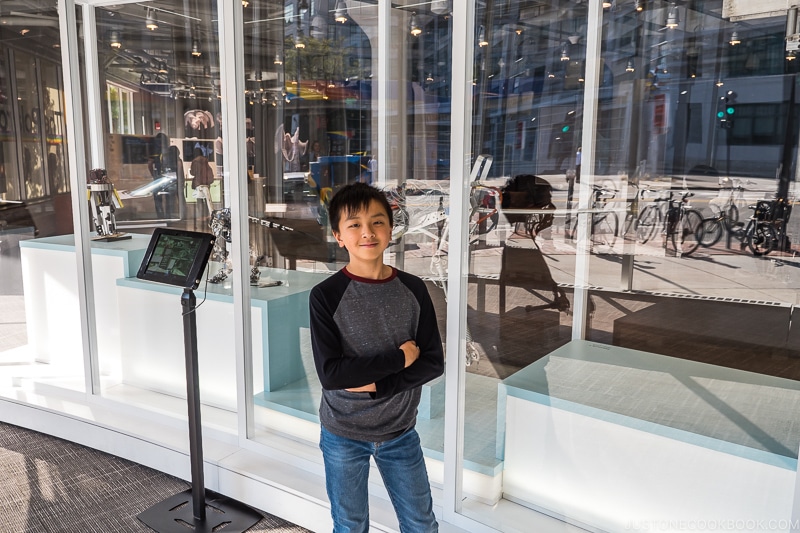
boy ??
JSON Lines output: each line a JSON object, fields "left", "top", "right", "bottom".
{"left": 309, "top": 182, "right": 444, "bottom": 532}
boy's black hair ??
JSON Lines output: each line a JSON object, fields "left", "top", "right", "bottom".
{"left": 328, "top": 182, "right": 393, "bottom": 233}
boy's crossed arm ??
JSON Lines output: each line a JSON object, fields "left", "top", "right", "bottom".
{"left": 345, "top": 340, "right": 420, "bottom": 392}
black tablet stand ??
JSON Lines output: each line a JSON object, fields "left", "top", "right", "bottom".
{"left": 137, "top": 288, "right": 261, "bottom": 533}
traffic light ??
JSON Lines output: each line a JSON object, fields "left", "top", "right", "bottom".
{"left": 718, "top": 90, "right": 737, "bottom": 129}
{"left": 716, "top": 96, "right": 727, "bottom": 127}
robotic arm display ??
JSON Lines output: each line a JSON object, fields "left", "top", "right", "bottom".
{"left": 87, "top": 168, "right": 130, "bottom": 241}
{"left": 207, "top": 207, "right": 295, "bottom": 285}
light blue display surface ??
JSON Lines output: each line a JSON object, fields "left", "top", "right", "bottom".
{"left": 501, "top": 340, "right": 800, "bottom": 470}
{"left": 20, "top": 233, "right": 149, "bottom": 278}
{"left": 118, "top": 267, "right": 322, "bottom": 392}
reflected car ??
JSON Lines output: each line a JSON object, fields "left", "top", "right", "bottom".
{"left": 119, "top": 172, "right": 178, "bottom": 199}
{"left": 283, "top": 171, "right": 315, "bottom": 203}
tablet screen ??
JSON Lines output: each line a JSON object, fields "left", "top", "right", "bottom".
{"left": 136, "top": 228, "right": 216, "bottom": 289}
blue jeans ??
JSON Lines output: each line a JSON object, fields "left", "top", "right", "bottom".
{"left": 320, "top": 426, "right": 438, "bottom": 533}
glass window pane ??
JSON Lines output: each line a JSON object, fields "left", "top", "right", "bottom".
{"left": 91, "top": 2, "right": 234, "bottom": 430}
{"left": 0, "top": 49, "right": 20, "bottom": 201}
{"left": 15, "top": 51, "right": 46, "bottom": 199}
{"left": 40, "top": 62, "right": 68, "bottom": 195}
{"left": 461, "top": 0, "right": 800, "bottom": 530}
{"left": 1, "top": 1, "right": 77, "bottom": 388}
{"left": 242, "top": 4, "right": 452, "bottom": 505}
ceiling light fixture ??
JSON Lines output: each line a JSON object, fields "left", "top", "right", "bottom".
{"left": 665, "top": 4, "right": 679, "bottom": 29}
{"left": 109, "top": 30, "right": 121, "bottom": 49}
{"left": 626, "top": 59, "right": 635, "bottom": 72}
{"left": 242, "top": 0, "right": 249, "bottom": 6}
{"left": 635, "top": 0, "right": 644, "bottom": 12}
{"left": 478, "top": 25, "right": 488, "bottom": 47}
{"left": 299, "top": 0, "right": 309, "bottom": 15}
{"left": 274, "top": 53, "right": 283, "bottom": 65}
{"left": 158, "top": 61, "right": 168, "bottom": 74}
{"left": 192, "top": 38, "right": 202, "bottom": 57}
{"left": 295, "top": 29, "right": 306, "bottom": 48}
{"left": 146, "top": 8, "right": 158, "bottom": 31}
{"left": 334, "top": 0, "right": 348, "bottom": 23}
{"left": 560, "top": 45, "right": 570, "bottom": 61}
{"left": 729, "top": 30, "right": 740, "bottom": 45}
{"left": 410, "top": 13, "right": 422, "bottom": 36}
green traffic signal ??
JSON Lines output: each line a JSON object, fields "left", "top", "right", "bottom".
{"left": 717, "top": 111, "right": 725, "bottom": 118}
{"left": 562, "top": 125, "right": 570, "bottom": 133}
{"left": 726, "top": 107, "right": 735, "bottom": 115}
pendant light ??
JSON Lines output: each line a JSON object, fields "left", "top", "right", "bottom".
{"left": 410, "top": 12, "right": 422, "bottom": 36}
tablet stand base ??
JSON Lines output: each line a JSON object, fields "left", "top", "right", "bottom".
{"left": 137, "top": 288, "right": 261, "bottom": 533}
{"left": 138, "top": 488, "right": 261, "bottom": 533}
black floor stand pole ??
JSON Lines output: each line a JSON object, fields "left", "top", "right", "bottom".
{"left": 138, "top": 289, "right": 261, "bottom": 533}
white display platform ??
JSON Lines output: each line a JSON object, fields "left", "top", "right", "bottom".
{"left": 500, "top": 340, "right": 800, "bottom": 533}
{"left": 20, "top": 233, "right": 149, "bottom": 376}
{"left": 117, "top": 267, "right": 323, "bottom": 410}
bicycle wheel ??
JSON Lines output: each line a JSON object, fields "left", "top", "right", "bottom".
{"left": 670, "top": 209, "right": 702, "bottom": 256}
{"left": 636, "top": 205, "right": 659, "bottom": 244}
{"left": 747, "top": 222, "right": 774, "bottom": 256}
{"left": 622, "top": 212, "right": 636, "bottom": 238}
{"left": 592, "top": 212, "right": 618, "bottom": 251}
{"left": 697, "top": 217, "right": 723, "bottom": 247}
{"left": 729, "top": 221, "right": 746, "bottom": 242}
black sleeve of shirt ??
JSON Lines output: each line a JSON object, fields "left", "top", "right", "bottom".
{"left": 309, "top": 277, "right": 405, "bottom": 391}
{"left": 373, "top": 273, "right": 444, "bottom": 399}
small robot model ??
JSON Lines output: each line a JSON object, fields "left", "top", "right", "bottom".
{"left": 207, "top": 208, "right": 261, "bottom": 285}
{"left": 207, "top": 208, "right": 296, "bottom": 285}
{"left": 87, "top": 168, "right": 130, "bottom": 241}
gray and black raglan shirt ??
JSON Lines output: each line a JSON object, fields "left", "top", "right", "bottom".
{"left": 309, "top": 267, "right": 444, "bottom": 443}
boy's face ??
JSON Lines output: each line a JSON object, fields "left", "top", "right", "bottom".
{"left": 333, "top": 199, "right": 392, "bottom": 264}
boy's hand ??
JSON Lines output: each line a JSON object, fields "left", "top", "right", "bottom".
{"left": 346, "top": 383, "right": 376, "bottom": 392}
{"left": 400, "top": 340, "right": 420, "bottom": 368}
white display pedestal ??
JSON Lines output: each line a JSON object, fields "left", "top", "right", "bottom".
{"left": 20, "top": 234, "right": 149, "bottom": 376}
{"left": 116, "top": 268, "right": 322, "bottom": 411}
{"left": 500, "top": 340, "right": 800, "bottom": 533}
{"left": 19, "top": 234, "right": 324, "bottom": 411}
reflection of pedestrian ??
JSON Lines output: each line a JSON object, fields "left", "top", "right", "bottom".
{"left": 148, "top": 133, "right": 183, "bottom": 219}
{"left": 190, "top": 147, "right": 215, "bottom": 217}
{"left": 575, "top": 147, "right": 582, "bottom": 184}
{"left": 309, "top": 140, "right": 323, "bottom": 162}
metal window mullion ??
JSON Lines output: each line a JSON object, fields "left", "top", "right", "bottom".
{"left": 107, "top": 87, "right": 113, "bottom": 134}
{"left": 218, "top": 0, "right": 254, "bottom": 441}
{"left": 442, "top": 0, "right": 474, "bottom": 522}
{"left": 59, "top": 0, "right": 101, "bottom": 395}
{"left": 126, "top": 89, "right": 135, "bottom": 134}
{"left": 572, "top": 0, "right": 605, "bottom": 341}
{"left": 83, "top": 4, "right": 105, "bottom": 169}
{"left": 377, "top": 0, "right": 389, "bottom": 189}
